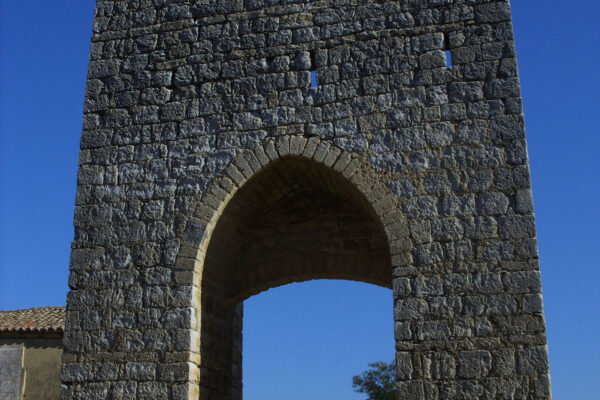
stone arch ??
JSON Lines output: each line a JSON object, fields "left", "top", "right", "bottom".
{"left": 174, "top": 136, "right": 411, "bottom": 399}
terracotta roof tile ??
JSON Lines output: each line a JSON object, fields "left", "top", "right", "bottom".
{"left": 0, "top": 306, "right": 65, "bottom": 333}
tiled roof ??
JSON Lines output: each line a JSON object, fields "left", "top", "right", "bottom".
{"left": 0, "top": 306, "right": 65, "bottom": 334}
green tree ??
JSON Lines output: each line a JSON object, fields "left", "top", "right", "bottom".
{"left": 352, "top": 361, "right": 396, "bottom": 400}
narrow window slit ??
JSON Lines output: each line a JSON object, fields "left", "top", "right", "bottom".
{"left": 444, "top": 33, "right": 452, "bottom": 68}
{"left": 310, "top": 70, "right": 318, "bottom": 87}
{"left": 444, "top": 50, "right": 452, "bottom": 67}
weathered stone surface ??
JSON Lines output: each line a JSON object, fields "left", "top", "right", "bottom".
{"left": 0, "top": 348, "right": 24, "bottom": 400}
{"left": 458, "top": 350, "right": 493, "bottom": 379}
{"left": 63, "top": 0, "right": 552, "bottom": 398}
{"left": 518, "top": 346, "right": 550, "bottom": 375}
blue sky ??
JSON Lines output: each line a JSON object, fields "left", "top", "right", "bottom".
{"left": 0, "top": 1, "right": 598, "bottom": 399}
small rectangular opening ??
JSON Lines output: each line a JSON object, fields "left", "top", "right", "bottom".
{"left": 444, "top": 50, "right": 452, "bottom": 67}
{"left": 310, "top": 70, "right": 318, "bottom": 87}
{"left": 443, "top": 33, "right": 452, "bottom": 68}
{"left": 310, "top": 70, "right": 319, "bottom": 87}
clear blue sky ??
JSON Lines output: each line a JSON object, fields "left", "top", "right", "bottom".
{"left": 0, "top": 2, "right": 598, "bottom": 399}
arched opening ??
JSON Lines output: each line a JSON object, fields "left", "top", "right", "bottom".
{"left": 198, "top": 156, "right": 393, "bottom": 399}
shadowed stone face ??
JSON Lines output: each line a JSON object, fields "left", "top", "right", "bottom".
{"left": 63, "top": 0, "right": 551, "bottom": 399}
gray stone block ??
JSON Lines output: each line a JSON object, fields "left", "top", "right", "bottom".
{"left": 518, "top": 346, "right": 550, "bottom": 375}
{"left": 458, "top": 350, "right": 492, "bottom": 379}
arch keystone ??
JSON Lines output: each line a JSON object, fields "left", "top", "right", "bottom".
{"left": 289, "top": 135, "right": 308, "bottom": 155}
{"left": 302, "top": 137, "right": 321, "bottom": 158}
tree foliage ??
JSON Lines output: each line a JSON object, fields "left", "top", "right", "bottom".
{"left": 352, "top": 361, "right": 396, "bottom": 400}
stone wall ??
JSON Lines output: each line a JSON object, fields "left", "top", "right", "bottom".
{"left": 0, "top": 347, "right": 24, "bottom": 400}
{"left": 63, "top": 0, "right": 551, "bottom": 399}
{"left": 1, "top": 337, "right": 63, "bottom": 400}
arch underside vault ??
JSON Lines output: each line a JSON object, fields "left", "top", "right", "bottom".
{"left": 198, "top": 155, "right": 393, "bottom": 399}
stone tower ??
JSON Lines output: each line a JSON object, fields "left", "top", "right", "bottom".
{"left": 62, "top": 0, "right": 551, "bottom": 398}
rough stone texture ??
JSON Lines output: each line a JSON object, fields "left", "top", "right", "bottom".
{"left": 62, "top": 0, "right": 552, "bottom": 399}
{"left": 1, "top": 338, "right": 63, "bottom": 400}
{"left": 0, "top": 347, "right": 24, "bottom": 400}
